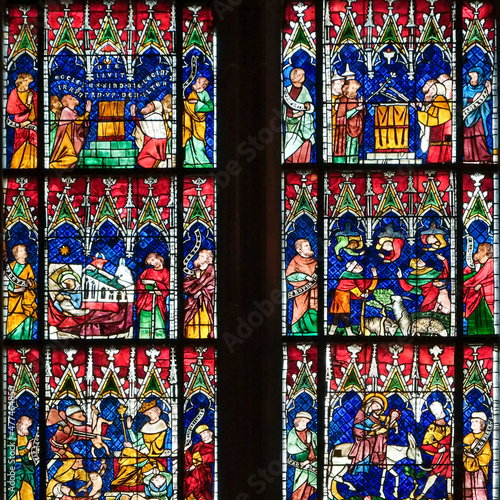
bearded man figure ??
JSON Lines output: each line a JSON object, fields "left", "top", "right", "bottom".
{"left": 286, "top": 239, "right": 318, "bottom": 334}
{"left": 131, "top": 100, "right": 172, "bottom": 168}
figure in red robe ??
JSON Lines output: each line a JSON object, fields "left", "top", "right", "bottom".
{"left": 286, "top": 239, "right": 318, "bottom": 333}
{"left": 136, "top": 252, "right": 170, "bottom": 338}
{"left": 184, "top": 249, "right": 215, "bottom": 338}
{"left": 375, "top": 223, "right": 405, "bottom": 263}
{"left": 333, "top": 77, "right": 366, "bottom": 164}
{"left": 6, "top": 73, "right": 37, "bottom": 169}
{"left": 184, "top": 425, "right": 215, "bottom": 500}
{"left": 131, "top": 100, "right": 172, "bottom": 168}
{"left": 348, "top": 394, "right": 400, "bottom": 474}
{"left": 464, "top": 242, "right": 494, "bottom": 333}
{"left": 397, "top": 254, "right": 449, "bottom": 312}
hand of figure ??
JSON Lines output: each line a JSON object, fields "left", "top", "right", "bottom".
{"left": 293, "top": 111, "right": 305, "bottom": 118}
{"left": 370, "top": 267, "right": 378, "bottom": 276}
{"left": 130, "top": 104, "right": 137, "bottom": 117}
{"left": 123, "top": 441, "right": 132, "bottom": 448}
{"left": 436, "top": 253, "right": 445, "bottom": 261}
{"left": 85, "top": 100, "right": 92, "bottom": 112}
{"left": 438, "top": 446, "right": 446, "bottom": 453}
{"left": 155, "top": 290, "right": 162, "bottom": 296}
{"left": 20, "top": 120, "right": 30, "bottom": 128}
{"left": 194, "top": 291, "right": 201, "bottom": 299}
{"left": 304, "top": 102, "right": 311, "bottom": 110}
{"left": 361, "top": 293, "right": 368, "bottom": 299}
{"left": 188, "top": 99, "right": 198, "bottom": 104}
{"left": 485, "top": 80, "right": 492, "bottom": 94}
{"left": 474, "top": 284, "right": 482, "bottom": 291}
{"left": 26, "top": 439, "right": 33, "bottom": 450}
{"left": 126, "top": 416, "right": 133, "bottom": 429}
{"left": 26, "top": 91, "right": 33, "bottom": 105}
{"left": 188, "top": 465, "right": 196, "bottom": 471}
{"left": 396, "top": 268, "right": 403, "bottom": 278}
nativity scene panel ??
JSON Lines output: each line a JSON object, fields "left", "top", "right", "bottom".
{"left": 45, "top": 176, "right": 176, "bottom": 339}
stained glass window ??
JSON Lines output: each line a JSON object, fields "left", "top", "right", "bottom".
{"left": 3, "top": 2, "right": 217, "bottom": 499}
{"left": 282, "top": 1, "right": 498, "bottom": 500}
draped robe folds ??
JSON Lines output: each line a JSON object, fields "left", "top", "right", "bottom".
{"left": 463, "top": 258, "right": 494, "bottom": 332}
{"left": 183, "top": 90, "right": 214, "bottom": 167}
{"left": 334, "top": 96, "right": 365, "bottom": 163}
{"left": 464, "top": 431, "right": 492, "bottom": 500}
{"left": 112, "top": 420, "right": 168, "bottom": 489}
{"left": 133, "top": 112, "right": 172, "bottom": 168}
{"left": 398, "top": 259, "right": 449, "bottom": 312}
{"left": 46, "top": 456, "right": 89, "bottom": 497}
{"left": 421, "top": 419, "right": 452, "bottom": 478}
{"left": 284, "top": 85, "right": 315, "bottom": 162}
{"left": 8, "top": 433, "right": 35, "bottom": 500}
{"left": 50, "top": 107, "right": 90, "bottom": 169}
{"left": 136, "top": 267, "right": 170, "bottom": 338}
{"left": 287, "top": 427, "right": 317, "bottom": 500}
{"left": 417, "top": 95, "right": 452, "bottom": 162}
{"left": 463, "top": 77, "right": 492, "bottom": 162}
{"left": 330, "top": 272, "right": 378, "bottom": 315}
{"left": 286, "top": 255, "right": 318, "bottom": 332}
{"left": 184, "top": 264, "right": 215, "bottom": 338}
{"left": 7, "top": 261, "right": 37, "bottom": 339}
{"left": 6, "top": 88, "right": 37, "bottom": 169}
{"left": 348, "top": 409, "right": 388, "bottom": 471}
{"left": 184, "top": 441, "right": 215, "bottom": 500}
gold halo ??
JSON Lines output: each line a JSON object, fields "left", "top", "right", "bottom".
{"left": 362, "top": 393, "right": 387, "bottom": 411}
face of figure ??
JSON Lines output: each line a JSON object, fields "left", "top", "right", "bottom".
{"left": 193, "top": 77, "right": 208, "bottom": 92}
{"left": 141, "top": 102, "right": 156, "bottom": 115}
{"left": 151, "top": 475, "right": 166, "bottom": 489}
{"left": 17, "top": 79, "right": 31, "bottom": 92}
{"left": 13, "top": 246, "right": 28, "bottom": 264}
{"left": 332, "top": 79, "right": 344, "bottom": 96}
{"left": 353, "top": 263, "right": 363, "bottom": 273}
{"left": 74, "top": 458, "right": 84, "bottom": 469}
{"left": 471, "top": 418, "right": 485, "bottom": 434}
{"left": 298, "top": 241, "right": 314, "bottom": 258}
{"left": 425, "top": 83, "right": 437, "bottom": 100}
{"left": 147, "top": 255, "right": 164, "bottom": 270}
{"left": 469, "top": 72, "right": 479, "bottom": 86}
{"left": 62, "top": 278, "right": 76, "bottom": 290}
{"left": 429, "top": 401, "right": 444, "bottom": 419}
{"left": 291, "top": 69, "right": 305, "bottom": 87}
{"left": 144, "top": 406, "right": 161, "bottom": 423}
{"left": 200, "top": 429, "right": 214, "bottom": 443}
{"left": 61, "top": 486, "right": 71, "bottom": 495}
{"left": 416, "top": 258, "right": 426, "bottom": 268}
{"left": 426, "top": 235, "right": 438, "bottom": 245}
{"left": 194, "top": 251, "right": 212, "bottom": 270}
{"left": 474, "top": 244, "right": 493, "bottom": 265}
{"left": 381, "top": 240, "right": 394, "bottom": 252}
{"left": 294, "top": 417, "right": 310, "bottom": 432}
{"left": 62, "top": 94, "right": 80, "bottom": 110}
{"left": 17, "top": 417, "right": 32, "bottom": 436}
{"left": 368, "top": 401, "right": 383, "bottom": 415}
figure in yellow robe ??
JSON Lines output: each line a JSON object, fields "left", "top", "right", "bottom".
{"left": 183, "top": 77, "right": 214, "bottom": 168}
{"left": 46, "top": 455, "right": 89, "bottom": 499}
{"left": 112, "top": 402, "right": 169, "bottom": 488}
{"left": 464, "top": 412, "right": 492, "bottom": 500}
{"left": 7, "top": 244, "right": 37, "bottom": 339}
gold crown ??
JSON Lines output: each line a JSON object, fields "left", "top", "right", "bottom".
{"left": 139, "top": 400, "right": 157, "bottom": 413}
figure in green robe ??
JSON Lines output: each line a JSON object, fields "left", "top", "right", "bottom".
{"left": 287, "top": 411, "right": 317, "bottom": 500}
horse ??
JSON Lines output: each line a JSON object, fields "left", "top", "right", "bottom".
{"left": 327, "top": 433, "right": 422, "bottom": 500}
